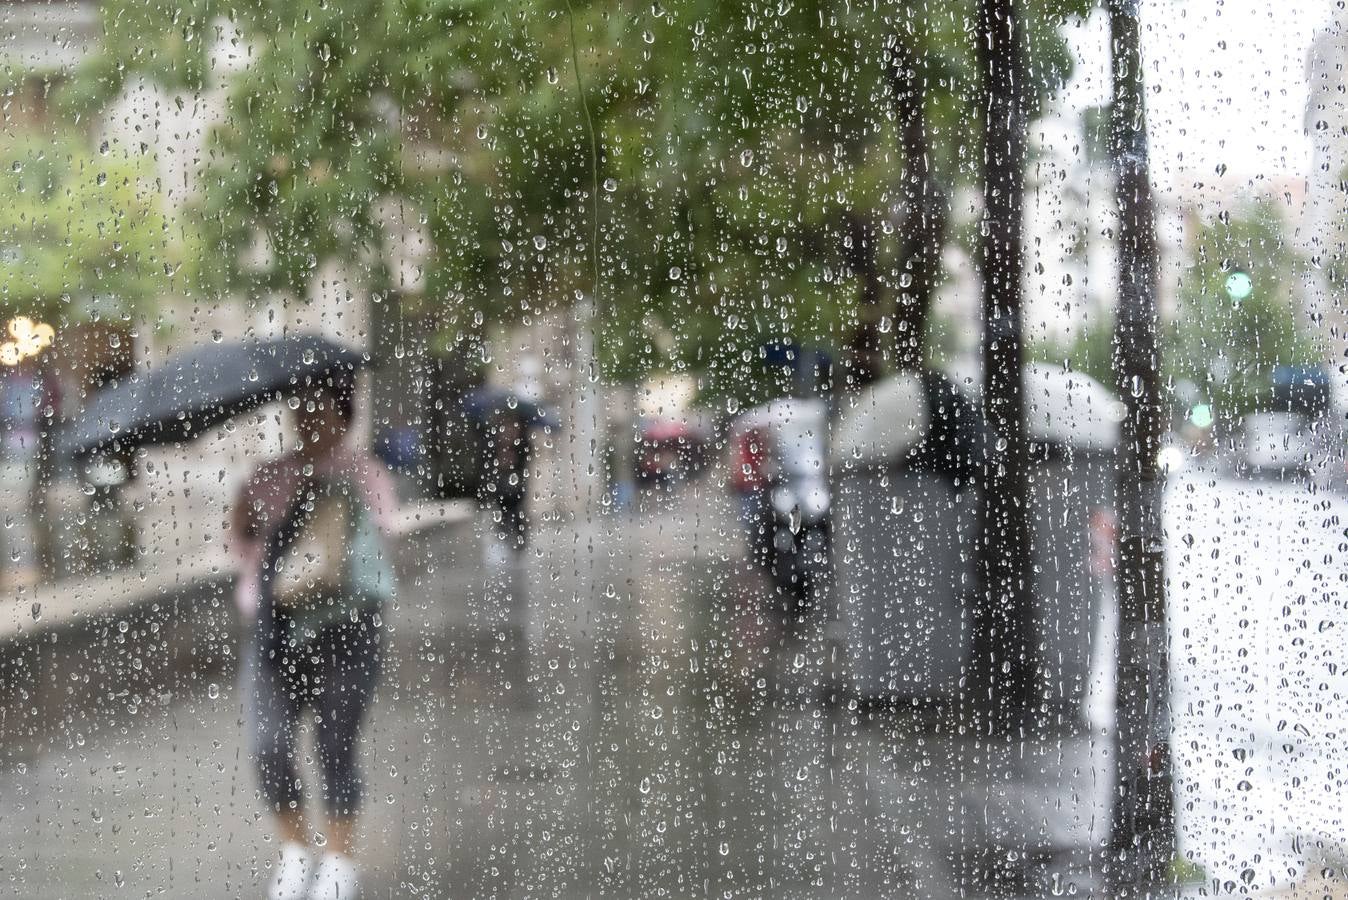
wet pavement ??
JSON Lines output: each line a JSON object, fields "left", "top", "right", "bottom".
{"left": 0, "top": 472, "right": 1343, "bottom": 897}
{"left": 1167, "top": 472, "right": 1348, "bottom": 896}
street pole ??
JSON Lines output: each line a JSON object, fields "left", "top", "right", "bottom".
{"left": 1106, "top": 0, "right": 1176, "bottom": 888}
{"left": 975, "top": 0, "right": 1036, "bottom": 730}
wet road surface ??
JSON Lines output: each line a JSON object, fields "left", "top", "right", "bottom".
{"left": 0, "top": 473, "right": 1342, "bottom": 897}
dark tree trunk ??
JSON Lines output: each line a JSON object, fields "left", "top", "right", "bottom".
{"left": 840, "top": 37, "right": 949, "bottom": 381}
{"left": 1106, "top": 0, "right": 1176, "bottom": 885}
{"left": 974, "top": 0, "right": 1036, "bottom": 728}
{"left": 885, "top": 39, "right": 949, "bottom": 372}
{"left": 843, "top": 212, "right": 884, "bottom": 311}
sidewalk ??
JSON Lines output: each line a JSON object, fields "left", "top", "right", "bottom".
{"left": 1276, "top": 882, "right": 1348, "bottom": 898}
{"left": 0, "top": 497, "right": 474, "bottom": 644}
{"left": 1192, "top": 879, "right": 1348, "bottom": 898}
{"left": 0, "top": 474, "right": 1341, "bottom": 898}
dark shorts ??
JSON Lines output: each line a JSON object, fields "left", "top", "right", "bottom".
{"left": 242, "top": 608, "right": 382, "bottom": 816}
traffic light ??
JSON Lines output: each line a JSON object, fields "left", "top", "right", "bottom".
{"left": 1224, "top": 269, "right": 1252, "bottom": 304}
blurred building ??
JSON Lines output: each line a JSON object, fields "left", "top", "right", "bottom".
{"left": 1304, "top": 15, "right": 1348, "bottom": 368}
{"left": 0, "top": 5, "right": 381, "bottom": 582}
{"left": 0, "top": 1, "right": 95, "bottom": 82}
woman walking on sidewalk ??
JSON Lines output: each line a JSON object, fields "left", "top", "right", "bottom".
{"left": 232, "top": 373, "right": 397, "bottom": 900}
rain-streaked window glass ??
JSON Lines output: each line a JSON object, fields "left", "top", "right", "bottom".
{"left": 0, "top": 0, "right": 1342, "bottom": 896}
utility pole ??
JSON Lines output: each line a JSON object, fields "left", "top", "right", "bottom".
{"left": 1106, "top": 0, "right": 1176, "bottom": 888}
{"left": 975, "top": 0, "right": 1036, "bottom": 729}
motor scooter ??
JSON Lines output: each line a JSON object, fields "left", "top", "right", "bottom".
{"left": 731, "top": 399, "right": 831, "bottom": 614}
{"left": 764, "top": 468, "right": 830, "bottom": 612}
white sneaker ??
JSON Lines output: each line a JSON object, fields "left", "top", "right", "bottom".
{"left": 307, "top": 852, "right": 360, "bottom": 899}
{"left": 267, "top": 842, "right": 312, "bottom": 900}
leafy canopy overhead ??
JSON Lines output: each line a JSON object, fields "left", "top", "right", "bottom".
{"left": 0, "top": 132, "right": 194, "bottom": 325}
{"left": 68, "top": 0, "right": 1088, "bottom": 391}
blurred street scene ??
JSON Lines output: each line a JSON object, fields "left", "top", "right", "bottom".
{"left": 0, "top": 0, "right": 1344, "bottom": 897}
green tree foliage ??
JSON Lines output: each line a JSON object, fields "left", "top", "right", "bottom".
{"left": 66, "top": 0, "right": 1089, "bottom": 396}
{"left": 0, "top": 132, "right": 193, "bottom": 324}
{"left": 1034, "top": 198, "right": 1319, "bottom": 420}
{"left": 1168, "top": 199, "right": 1319, "bottom": 418}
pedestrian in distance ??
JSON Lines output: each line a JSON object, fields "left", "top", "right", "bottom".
{"left": 231, "top": 372, "right": 397, "bottom": 900}
{"left": 479, "top": 403, "right": 533, "bottom": 565}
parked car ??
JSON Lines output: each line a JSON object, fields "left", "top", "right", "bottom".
{"left": 1242, "top": 411, "right": 1317, "bottom": 477}
{"left": 1239, "top": 367, "right": 1339, "bottom": 481}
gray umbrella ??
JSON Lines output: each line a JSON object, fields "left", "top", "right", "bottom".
{"left": 58, "top": 333, "right": 366, "bottom": 459}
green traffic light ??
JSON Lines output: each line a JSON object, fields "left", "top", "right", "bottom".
{"left": 1189, "top": 403, "right": 1213, "bottom": 429}
{"left": 1224, "top": 270, "right": 1252, "bottom": 303}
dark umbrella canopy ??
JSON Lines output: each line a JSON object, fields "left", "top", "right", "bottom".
{"left": 58, "top": 333, "right": 366, "bottom": 459}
